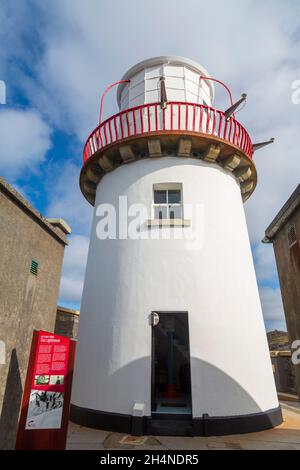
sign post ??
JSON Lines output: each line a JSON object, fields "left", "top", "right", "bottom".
{"left": 15, "top": 330, "right": 76, "bottom": 450}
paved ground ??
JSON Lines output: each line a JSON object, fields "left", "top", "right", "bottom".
{"left": 66, "top": 404, "right": 300, "bottom": 450}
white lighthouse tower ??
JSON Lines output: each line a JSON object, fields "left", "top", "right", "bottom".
{"left": 71, "top": 56, "right": 281, "bottom": 436}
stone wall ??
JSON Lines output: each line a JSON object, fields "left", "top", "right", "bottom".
{"left": 0, "top": 178, "right": 70, "bottom": 449}
{"left": 55, "top": 306, "right": 80, "bottom": 340}
{"left": 272, "top": 209, "right": 300, "bottom": 398}
{"left": 271, "top": 351, "right": 297, "bottom": 395}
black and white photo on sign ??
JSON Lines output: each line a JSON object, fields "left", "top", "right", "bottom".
{"left": 25, "top": 390, "right": 64, "bottom": 429}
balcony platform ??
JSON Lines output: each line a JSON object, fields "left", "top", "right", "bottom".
{"left": 80, "top": 101, "right": 256, "bottom": 205}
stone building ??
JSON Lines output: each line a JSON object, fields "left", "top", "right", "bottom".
{"left": 270, "top": 351, "right": 297, "bottom": 396}
{"left": 0, "top": 178, "right": 71, "bottom": 449}
{"left": 55, "top": 306, "right": 80, "bottom": 340}
{"left": 264, "top": 184, "right": 300, "bottom": 399}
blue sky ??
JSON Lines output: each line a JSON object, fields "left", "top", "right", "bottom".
{"left": 1, "top": 0, "right": 300, "bottom": 331}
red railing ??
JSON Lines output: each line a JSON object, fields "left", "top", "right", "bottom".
{"left": 83, "top": 101, "right": 253, "bottom": 163}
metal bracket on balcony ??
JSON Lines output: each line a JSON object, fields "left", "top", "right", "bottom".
{"left": 203, "top": 144, "right": 221, "bottom": 163}
{"left": 98, "top": 154, "right": 114, "bottom": 171}
{"left": 119, "top": 145, "right": 135, "bottom": 162}
{"left": 83, "top": 180, "right": 96, "bottom": 195}
{"left": 224, "top": 93, "right": 247, "bottom": 121}
{"left": 148, "top": 139, "right": 162, "bottom": 157}
{"left": 86, "top": 165, "right": 102, "bottom": 184}
{"left": 222, "top": 154, "right": 241, "bottom": 171}
{"left": 178, "top": 138, "right": 192, "bottom": 157}
{"left": 252, "top": 138, "right": 275, "bottom": 152}
{"left": 159, "top": 76, "right": 167, "bottom": 109}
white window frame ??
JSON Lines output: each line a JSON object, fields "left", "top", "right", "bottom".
{"left": 153, "top": 183, "right": 183, "bottom": 220}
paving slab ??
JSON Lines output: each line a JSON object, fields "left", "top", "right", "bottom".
{"left": 66, "top": 442, "right": 105, "bottom": 450}
{"left": 66, "top": 406, "right": 300, "bottom": 450}
{"left": 156, "top": 436, "right": 208, "bottom": 450}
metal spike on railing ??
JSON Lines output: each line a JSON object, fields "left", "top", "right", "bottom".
{"left": 224, "top": 93, "right": 247, "bottom": 120}
{"left": 252, "top": 138, "right": 275, "bottom": 152}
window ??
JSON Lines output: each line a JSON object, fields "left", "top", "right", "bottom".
{"left": 153, "top": 185, "right": 182, "bottom": 220}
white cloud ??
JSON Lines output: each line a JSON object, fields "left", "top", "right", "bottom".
{"left": 0, "top": 108, "right": 51, "bottom": 179}
{"left": 253, "top": 244, "right": 286, "bottom": 331}
{"left": 59, "top": 277, "right": 85, "bottom": 304}
{"left": 46, "top": 161, "right": 93, "bottom": 234}
{"left": 16, "top": 0, "right": 300, "bottom": 238}
{"left": 59, "top": 234, "right": 90, "bottom": 304}
{"left": 258, "top": 286, "right": 286, "bottom": 327}
{"left": 46, "top": 161, "right": 93, "bottom": 308}
{"left": 1, "top": 0, "right": 299, "bottom": 325}
{"left": 253, "top": 243, "right": 278, "bottom": 284}
{"left": 44, "top": 161, "right": 93, "bottom": 309}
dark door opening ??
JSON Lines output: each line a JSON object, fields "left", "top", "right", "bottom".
{"left": 151, "top": 312, "right": 192, "bottom": 415}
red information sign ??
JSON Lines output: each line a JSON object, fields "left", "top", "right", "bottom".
{"left": 16, "top": 330, "right": 76, "bottom": 450}
{"left": 26, "top": 331, "right": 70, "bottom": 430}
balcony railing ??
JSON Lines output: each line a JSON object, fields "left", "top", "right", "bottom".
{"left": 83, "top": 101, "right": 253, "bottom": 163}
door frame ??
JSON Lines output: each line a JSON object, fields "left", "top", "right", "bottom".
{"left": 150, "top": 310, "right": 192, "bottom": 414}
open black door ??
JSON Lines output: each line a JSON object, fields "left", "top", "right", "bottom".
{"left": 151, "top": 312, "right": 192, "bottom": 415}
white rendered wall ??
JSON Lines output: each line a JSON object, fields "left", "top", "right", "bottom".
{"left": 72, "top": 157, "right": 279, "bottom": 418}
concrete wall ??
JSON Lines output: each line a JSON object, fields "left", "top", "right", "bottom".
{"left": 272, "top": 209, "right": 300, "bottom": 398}
{"left": 0, "top": 180, "right": 68, "bottom": 449}
{"left": 72, "top": 157, "right": 278, "bottom": 418}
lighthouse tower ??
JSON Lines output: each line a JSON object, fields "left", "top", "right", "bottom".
{"left": 71, "top": 56, "right": 282, "bottom": 436}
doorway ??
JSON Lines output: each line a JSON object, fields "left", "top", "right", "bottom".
{"left": 151, "top": 312, "right": 192, "bottom": 415}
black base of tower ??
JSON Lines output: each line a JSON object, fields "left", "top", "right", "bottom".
{"left": 70, "top": 404, "right": 282, "bottom": 437}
